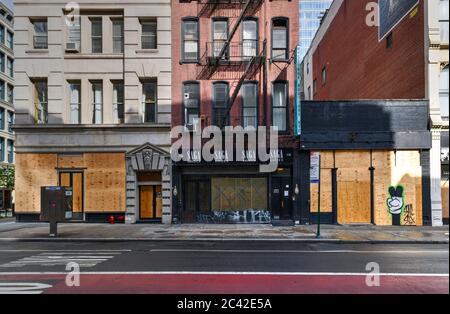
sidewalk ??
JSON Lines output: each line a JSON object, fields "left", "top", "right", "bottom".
{"left": 0, "top": 221, "right": 448, "bottom": 243}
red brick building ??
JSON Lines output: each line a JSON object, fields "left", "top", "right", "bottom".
{"left": 171, "top": 0, "right": 299, "bottom": 224}
{"left": 302, "top": 0, "right": 449, "bottom": 225}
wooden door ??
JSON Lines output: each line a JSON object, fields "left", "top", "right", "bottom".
{"left": 140, "top": 186, "right": 154, "bottom": 219}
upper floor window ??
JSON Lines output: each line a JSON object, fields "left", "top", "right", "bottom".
{"left": 0, "top": 108, "right": 4, "bottom": 130}
{"left": 182, "top": 18, "right": 199, "bottom": 62}
{"left": 0, "top": 138, "right": 4, "bottom": 162}
{"left": 242, "top": 19, "right": 258, "bottom": 59}
{"left": 440, "top": 65, "right": 449, "bottom": 121}
{"left": 66, "top": 13, "right": 81, "bottom": 51}
{"left": 142, "top": 81, "right": 157, "bottom": 123}
{"left": 91, "top": 81, "right": 103, "bottom": 124}
{"left": 321, "top": 67, "right": 326, "bottom": 85}
{"left": 7, "top": 111, "right": 13, "bottom": 133}
{"left": 91, "top": 18, "right": 102, "bottom": 53}
{"left": 33, "top": 20, "right": 48, "bottom": 49}
{"left": 212, "top": 19, "right": 228, "bottom": 59}
{"left": 272, "top": 81, "right": 288, "bottom": 132}
{"left": 241, "top": 82, "right": 258, "bottom": 129}
{"left": 440, "top": 0, "right": 449, "bottom": 44}
{"left": 0, "top": 80, "right": 4, "bottom": 101}
{"left": 6, "top": 30, "right": 13, "bottom": 50}
{"left": 183, "top": 82, "right": 200, "bottom": 130}
{"left": 213, "top": 82, "right": 229, "bottom": 127}
{"left": 113, "top": 81, "right": 124, "bottom": 124}
{"left": 34, "top": 80, "right": 48, "bottom": 124}
{"left": 313, "top": 78, "right": 317, "bottom": 95}
{"left": 0, "top": 52, "right": 4, "bottom": 73}
{"left": 69, "top": 82, "right": 81, "bottom": 124}
{"left": 7, "top": 139, "right": 13, "bottom": 163}
{"left": 0, "top": 25, "right": 4, "bottom": 45}
{"left": 113, "top": 19, "right": 124, "bottom": 53}
{"left": 272, "top": 18, "right": 288, "bottom": 61}
{"left": 6, "top": 57, "right": 13, "bottom": 78}
{"left": 141, "top": 20, "right": 157, "bottom": 50}
{"left": 6, "top": 84, "right": 12, "bottom": 103}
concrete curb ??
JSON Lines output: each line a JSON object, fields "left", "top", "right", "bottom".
{"left": 0, "top": 237, "right": 448, "bottom": 244}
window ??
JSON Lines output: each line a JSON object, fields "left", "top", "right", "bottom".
{"left": 272, "top": 81, "right": 288, "bottom": 132}
{"left": 321, "top": 67, "right": 326, "bottom": 85}
{"left": 0, "top": 25, "right": 4, "bottom": 44}
{"left": 241, "top": 82, "right": 258, "bottom": 129}
{"left": 142, "top": 81, "right": 157, "bottom": 123}
{"left": 6, "top": 30, "right": 13, "bottom": 49}
{"left": 33, "top": 20, "right": 47, "bottom": 49}
{"left": 213, "top": 82, "right": 229, "bottom": 127}
{"left": 91, "top": 18, "right": 102, "bottom": 53}
{"left": 0, "top": 53, "right": 4, "bottom": 73}
{"left": 69, "top": 82, "right": 81, "bottom": 124}
{"left": 92, "top": 81, "right": 103, "bottom": 124}
{"left": 7, "top": 57, "right": 13, "bottom": 78}
{"left": 112, "top": 20, "right": 124, "bottom": 53}
{"left": 67, "top": 13, "right": 81, "bottom": 49}
{"left": 113, "top": 81, "right": 124, "bottom": 124}
{"left": 7, "top": 140, "right": 13, "bottom": 163}
{"left": 313, "top": 79, "right": 317, "bottom": 95}
{"left": 6, "top": 84, "right": 13, "bottom": 103}
{"left": 0, "top": 138, "right": 4, "bottom": 162}
{"left": 182, "top": 19, "right": 199, "bottom": 62}
{"left": 7, "top": 111, "right": 13, "bottom": 133}
{"left": 183, "top": 82, "right": 200, "bottom": 129}
{"left": 440, "top": 0, "right": 449, "bottom": 44}
{"left": 34, "top": 80, "right": 48, "bottom": 124}
{"left": 307, "top": 86, "right": 311, "bottom": 100}
{"left": 0, "top": 108, "right": 4, "bottom": 130}
{"left": 272, "top": 18, "right": 288, "bottom": 60}
{"left": 141, "top": 20, "right": 157, "bottom": 49}
{"left": 0, "top": 80, "right": 4, "bottom": 100}
{"left": 440, "top": 65, "right": 449, "bottom": 121}
{"left": 242, "top": 19, "right": 258, "bottom": 59}
{"left": 212, "top": 19, "right": 228, "bottom": 59}
{"left": 306, "top": 62, "right": 310, "bottom": 74}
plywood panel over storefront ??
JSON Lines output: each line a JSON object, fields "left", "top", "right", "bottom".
{"left": 15, "top": 154, "right": 58, "bottom": 213}
{"left": 84, "top": 153, "right": 126, "bottom": 213}
{"left": 57, "top": 154, "right": 85, "bottom": 168}
{"left": 310, "top": 168, "right": 333, "bottom": 213}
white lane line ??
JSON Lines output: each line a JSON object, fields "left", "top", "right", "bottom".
{"left": 149, "top": 249, "right": 449, "bottom": 254}
{"left": 0, "top": 282, "right": 52, "bottom": 294}
{"left": 0, "top": 271, "right": 448, "bottom": 277}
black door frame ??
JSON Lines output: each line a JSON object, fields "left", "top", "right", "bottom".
{"left": 58, "top": 171, "right": 84, "bottom": 220}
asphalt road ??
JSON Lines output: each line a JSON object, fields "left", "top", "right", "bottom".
{"left": 0, "top": 241, "right": 448, "bottom": 294}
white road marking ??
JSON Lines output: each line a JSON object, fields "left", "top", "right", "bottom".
{"left": 0, "top": 282, "right": 52, "bottom": 294}
{"left": 0, "top": 251, "right": 123, "bottom": 268}
{"left": 0, "top": 271, "right": 447, "bottom": 277}
{"left": 149, "top": 249, "right": 449, "bottom": 254}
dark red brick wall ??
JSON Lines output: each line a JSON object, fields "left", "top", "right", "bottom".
{"left": 311, "top": 0, "right": 425, "bottom": 100}
{"left": 171, "top": 0, "right": 299, "bottom": 147}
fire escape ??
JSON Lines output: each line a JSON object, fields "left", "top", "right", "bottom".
{"left": 198, "top": 0, "right": 266, "bottom": 129}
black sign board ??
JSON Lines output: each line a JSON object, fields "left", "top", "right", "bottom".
{"left": 379, "top": 0, "right": 419, "bottom": 41}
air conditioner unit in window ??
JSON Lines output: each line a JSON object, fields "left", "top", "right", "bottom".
{"left": 65, "top": 42, "right": 80, "bottom": 52}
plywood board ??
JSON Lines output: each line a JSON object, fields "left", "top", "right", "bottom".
{"left": 84, "top": 153, "right": 126, "bottom": 213}
{"left": 442, "top": 180, "right": 449, "bottom": 220}
{"left": 310, "top": 168, "right": 333, "bottom": 213}
{"left": 72, "top": 173, "right": 83, "bottom": 213}
{"left": 337, "top": 168, "right": 371, "bottom": 224}
{"left": 57, "top": 154, "right": 85, "bottom": 168}
{"left": 15, "top": 154, "right": 58, "bottom": 213}
{"left": 335, "top": 150, "right": 371, "bottom": 169}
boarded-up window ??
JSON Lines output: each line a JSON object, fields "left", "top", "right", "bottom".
{"left": 211, "top": 177, "right": 267, "bottom": 211}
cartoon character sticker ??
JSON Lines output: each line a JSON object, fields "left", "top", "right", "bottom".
{"left": 387, "top": 185, "right": 405, "bottom": 226}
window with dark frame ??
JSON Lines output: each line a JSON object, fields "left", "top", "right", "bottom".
{"left": 242, "top": 82, "right": 258, "bottom": 129}
{"left": 33, "top": 20, "right": 48, "bottom": 49}
{"left": 69, "top": 82, "right": 81, "bottom": 124}
{"left": 183, "top": 82, "right": 200, "bottom": 130}
{"left": 112, "top": 19, "right": 124, "bottom": 53}
{"left": 322, "top": 67, "right": 326, "bottom": 85}
{"left": 212, "top": 19, "right": 228, "bottom": 59}
{"left": 34, "top": 80, "right": 48, "bottom": 124}
{"left": 113, "top": 81, "right": 124, "bottom": 124}
{"left": 142, "top": 81, "right": 157, "bottom": 123}
{"left": 213, "top": 82, "right": 229, "bottom": 127}
{"left": 272, "top": 81, "right": 288, "bottom": 132}
{"left": 7, "top": 139, "right": 13, "bottom": 163}
{"left": 91, "top": 81, "right": 103, "bottom": 124}
{"left": 313, "top": 79, "right": 317, "bottom": 95}
{"left": 141, "top": 20, "right": 157, "bottom": 49}
{"left": 91, "top": 18, "right": 102, "bottom": 53}
{"left": 386, "top": 32, "right": 393, "bottom": 49}
{"left": 272, "top": 18, "right": 288, "bottom": 61}
{"left": 242, "top": 19, "right": 258, "bottom": 59}
{"left": 182, "top": 18, "right": 199, "bottom": 62}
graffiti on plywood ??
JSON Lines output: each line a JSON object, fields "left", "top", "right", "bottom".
{"left": 387, "top": 185, "right": 405, "bottom": 226}
{"left": 197, "top": 210, "right": 271, "bottom": 224}
{"left": 402, "top": 204, "right": 416, "bottom": 226}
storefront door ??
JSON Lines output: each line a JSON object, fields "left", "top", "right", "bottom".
{"left": 59, "top": 172, "right": 83, "bottom": 220}
{"left": 139, "top": 185, "right": 162, "bottom": 220}
{"left": 271, "top": 177, "right": 292, "bottom": 220}
{"left": 183, "top": 180, "right": 210, "bottom": 223}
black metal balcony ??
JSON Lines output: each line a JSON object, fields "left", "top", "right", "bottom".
{"left": 206, "top": 41, "right": 263, "bottom": 66}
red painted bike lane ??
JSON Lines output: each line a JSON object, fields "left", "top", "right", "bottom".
{"left": 0, "top": 273, "right": 448, "bottom": 294}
